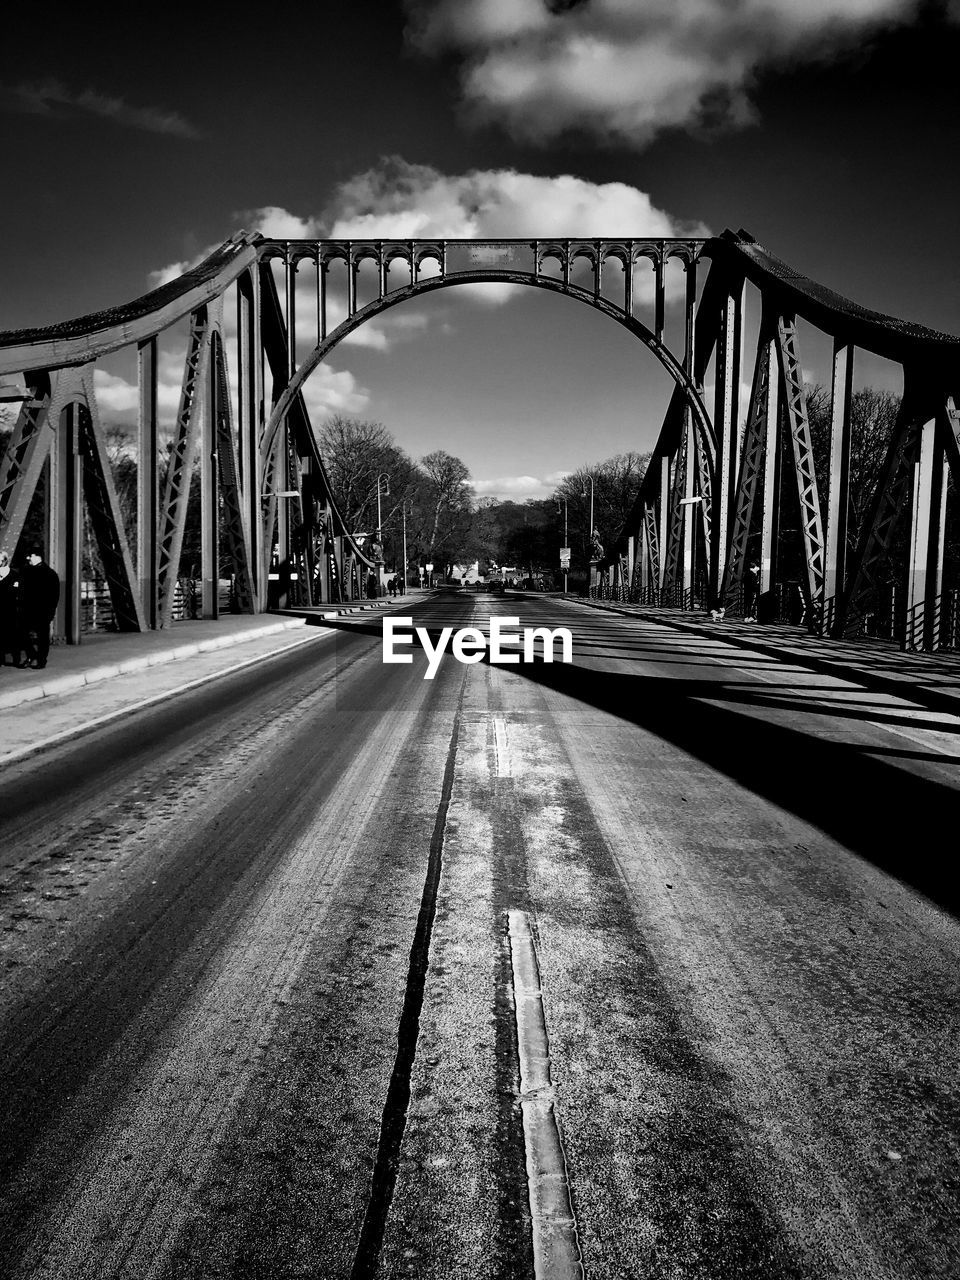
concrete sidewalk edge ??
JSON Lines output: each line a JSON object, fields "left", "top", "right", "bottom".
{"left": 0, "top": 628, "right": 330, "bottom": 767}
{"left": 0, "top": 618, "right": 307, "bottom": 712}
{"left": 569, "top": 598, "right": 960, "bottom": 719}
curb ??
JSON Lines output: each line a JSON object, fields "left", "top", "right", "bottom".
{"left": 572, "top": 599, "right": 960, "bottom": 720}
{"left": 0, "top": 618, "right": 306, "bottom": 712}
{"left": 0, "top": 627, "right": 329, "bottom": 767}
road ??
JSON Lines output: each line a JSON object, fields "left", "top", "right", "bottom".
{"left": 1, "top": 592, "right": 958, "bottom": 1280}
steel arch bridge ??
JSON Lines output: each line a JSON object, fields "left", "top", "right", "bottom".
{"left": 1, "top": 230, "right": 958, "bottom": 650}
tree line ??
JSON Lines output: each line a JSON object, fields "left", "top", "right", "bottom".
{"left": 2, "top": 386, "right": 954, "bottom": 594}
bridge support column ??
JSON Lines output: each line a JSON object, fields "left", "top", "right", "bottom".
{"left": 711, "top": 280, "right": 743, "bottom": 606}
{"left": 137, "top": 338, "right": 159, "bottom": 628}
{"left": 760, "top": 355, "right": 781, "bottom": 603}
{"left": 904, "top": 413, "right": 945, "bottom": 651}
{"left": 238, "top": 269, "right": 263, "bottom": 610}
{"left": 201, "top": 347, "right": 220, "bottom": 620}
{"left": 823, "top": 342, "right": 853, "bottom": 635}
{"left": 657, "top": 455, "right": 669, "bottom": 594}
{"left": 49, "top": 403, "right": 82, "bottom": 645}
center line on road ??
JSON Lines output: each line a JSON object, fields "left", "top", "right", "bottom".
{"left": 494, "top": 715, "right": 512, "bottom": 777}
{"left": 508, "top": 910, "right": 584, "bottom": 1280}
{"left": 350, "top": 673, "right": 468, "bottom": 1280}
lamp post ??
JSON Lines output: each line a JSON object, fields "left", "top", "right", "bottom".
{"left": 556, "top": 497, "right": 569, "bottom": 595}
{"left": 583, "top": 475, "right": 598, "bottom": 594}
{"left": 375, "top": 472, "right": 390, "bottom": 545}
{"left": 374, "top": 472, "right": 389, "bottom": 595}
{"left": 401, "top": 501, "right": 409, "bottom": 596}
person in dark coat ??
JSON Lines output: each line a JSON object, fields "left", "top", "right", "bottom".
{"left": 0, "top": 551, "right": 23, "bottom": 667}
{"left": 20, "top": 546, "right": 60, "bottom": 669}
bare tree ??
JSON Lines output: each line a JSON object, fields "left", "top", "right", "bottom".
{"left": 806, "top": 385, "right": 901, "bottom": 555}
{"left": 555, "top": 451, "right": 649, "bottom": 562}
{"left": 317, "top": 415, "right": 418, "bottom": 534}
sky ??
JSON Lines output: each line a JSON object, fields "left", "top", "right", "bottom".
{"left": 3, "top": 0, "right": 960, "bottom": 501}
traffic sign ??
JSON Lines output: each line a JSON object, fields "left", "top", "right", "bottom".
{"left": 560, "top": 547, "right": 571, "bottom": 568}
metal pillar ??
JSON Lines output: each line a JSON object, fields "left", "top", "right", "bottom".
{"left": 658, "top": 455, "right": 669, "bottom": 592}
{"left": 200, "top": 337, "right": 219, "bottom": 620}
{"left": 760, "top": 352, "right": 781, "bottom": 598}
{"left": 822, "top": 342, "right": 853, "bottom": 634}
{"left": 137, "top": 337, "right": 159, "bottom": 628}
{"left": 238, "top": 269, "right": 263, "bottom": 608}
{"left": 711, "top": 280, "right": 743, "bottom": 604}
{"left": 50, "top": 403, "right": 82, "bottom": 645}
{"left": 904, "top": 414, "right": 944, "bottom": 651}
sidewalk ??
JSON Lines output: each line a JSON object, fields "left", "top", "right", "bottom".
{"left": 569, "top": 598, "right": 960, "bottom": 719}
{"left": 0, "top": 614, "right": 315, "bottom": 713}
{"left": 0, "top": 614, "right": 334, "bottom": 765}
{"left": 0, "top": 596, "right": 424, "bottom": 765}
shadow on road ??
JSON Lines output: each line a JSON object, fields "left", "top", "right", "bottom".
{"left": 334, "top": 612, "right": 959, "bottom": 917}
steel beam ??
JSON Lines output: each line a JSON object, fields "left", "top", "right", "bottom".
{"left": 158, "top": 306, "right": 211, "bottom": 627}
{"left": 837, "top": 387, "right": 928, "bottom": 639}
{"left": 77, "top": 368, "right": 144, "bottom": 632}
{"left": 774, "top": 315, "right": 826, "bottom": 612}
{"left": 200, "top": 323, "right": 220, "bottom": 621}
{"left": 0, "top": 372, "right": 59, "bottom": 559}
{"left": 49, "top": 403, "right": 82, "bottom": 645}
{"left": 710, "top": 280, "right": 743, "bottom": 603}
{"left": 822, "top": 342, "right": 854, "bottom": 633}
{"left": 759, "top": 361, "right": 781, "bottom": 600}
{"left": 137, "top": 337, "right": 159, "bottom": 627}
{"left": 237, "top": 269, "right": 263, "bottom": 606}
{"left": 722, "top": 319, "right": 775, "bottom": 610}
{"left": 903, "top": 413, "right": 942, "bottom": 650}
{"left": 211, "top": 334, "right": 254, "bottom": 613}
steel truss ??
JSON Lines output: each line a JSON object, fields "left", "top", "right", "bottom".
{"left": 620, "top": 232, "right": 960, "bottom": 651}
{"left": 1, "top": 229, "right": 958, "bottom": 650}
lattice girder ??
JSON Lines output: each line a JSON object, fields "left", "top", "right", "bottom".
{"left": 209, "top": 333, "right": 254, "bottom": 613}
{"left": 774, "top": 315, "right": 826, "bottom": 608}
{"left": 0, "top": 372, "right": 60, "bottom": 557}
{"left": 157, "top": 306, "right": 211, "bottom": 627}
{"left": 836, "top": 385, "right": 933, "bottom": 637}
{"left": 75, "top": 368, "right": 144, "bottom": 632}
{"left": 722, "top": 318, "right": 776, "bottom": 609}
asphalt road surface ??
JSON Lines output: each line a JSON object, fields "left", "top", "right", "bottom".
{"left": 1, "top": 592, "right": 958, "bottom": 1280}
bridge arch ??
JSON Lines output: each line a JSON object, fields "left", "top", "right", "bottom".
{"left": 261, "top": 267, "right": 715, "bottom": 481}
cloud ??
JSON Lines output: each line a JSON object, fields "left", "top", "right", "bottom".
{"left": 92, "top": 342, "right": 368, "bottom": 430}
{"left": 146, "top": 161, "right": 703, "bottom": 341}
{"left": 325, "top": 158, "right": 703, "bottom": 239}
{"left": 93, "top": 369, "right": 138, "bottom": 417}
{"left": 471, "top": 470, "right": 571, "bottom": 500}
{"left": 341, "top": 310, "right": 431, "bottom": 350}
{"left": 403, "top": 0, "right": 924, "bottom": 146}
{"left": 2, "top": 78, "right": 199, "bottom": 138}
{"left": 301, "top": 365, "right": 370, "bottom": 417}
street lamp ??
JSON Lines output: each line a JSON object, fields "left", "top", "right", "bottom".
{"left": 556, "top": 497, "right": 569, "bottom": 595}
{"left": 401, "top": 500, "right": 410, "bottom": 596}
{"left": 375, "top": 472, "right": 390, "bottom": 545}
{"left": 581, "top": 475, "right": 596, "bottom": 553}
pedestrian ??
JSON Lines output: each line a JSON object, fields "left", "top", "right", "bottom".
{"left": 388, "top": 576, "right": 396, "bottom": 598}
{"left": 0, "top": 551, "right": 23, "bottom": 667}
{"left": 19, "top": 545, "right": 60, "bottom": 670}
{"left": 743, "top": 561, "right": 760, "bottom": 621}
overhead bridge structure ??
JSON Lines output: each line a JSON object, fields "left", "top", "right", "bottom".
{"left": 0, "top": 230, "right": 958, "bottom": 650}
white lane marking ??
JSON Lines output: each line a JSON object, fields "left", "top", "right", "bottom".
{"left": 494, "top": 715, "right": 512, "bottom": 777}
{"left": 508, "top": 910, "right": 584, "bottom": 1280}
